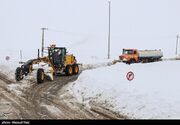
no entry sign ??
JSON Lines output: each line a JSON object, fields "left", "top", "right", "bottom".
{"left": 126, "top": 71, "right": 134, "bottom": 81}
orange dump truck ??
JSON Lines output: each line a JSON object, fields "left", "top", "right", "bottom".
{"left": 119, "top": 48, "right": 163, "bottom": 64}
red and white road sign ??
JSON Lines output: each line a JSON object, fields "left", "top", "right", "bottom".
{"left": 126, "top": 71, "right": 134, "bottom": 81}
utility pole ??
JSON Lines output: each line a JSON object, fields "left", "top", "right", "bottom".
{"left": 176, "top": 34, "right": 179, "bottom": 55}
{"left": 108, "top": 1, "right": 111, "bottom": 59}
{"left": 38, "top": 49, "right": 40, "bottom": 58}
{"left": 41, "top": 28, "right": 48, "bottom": 57}
{"left": 19, "top": 50, "right": 22, "bottom": 63}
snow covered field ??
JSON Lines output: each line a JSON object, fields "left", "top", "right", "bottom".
{"left": 70, "top": 60, "right": 180, "bottom": 119}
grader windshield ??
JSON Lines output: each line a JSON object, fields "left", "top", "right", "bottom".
{"left": 48, "top": 47, "right": 66, "bottom": 67}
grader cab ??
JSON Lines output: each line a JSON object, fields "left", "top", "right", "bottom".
{"left": 15, "top": 45, "right": 79, "bottom": 83}
{"left": 48, "top": 46, "right": 79, "bottom": 75}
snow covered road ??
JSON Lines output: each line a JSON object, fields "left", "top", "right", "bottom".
{"left": 0, "top": 61, "right": 126, "bottom": 119}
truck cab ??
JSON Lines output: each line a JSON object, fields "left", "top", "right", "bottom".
{"left": 119, "top": 49, "right": 139, "bottom": 64}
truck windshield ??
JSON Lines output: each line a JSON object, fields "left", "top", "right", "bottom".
{"left": 123, "top": 50, "right": 134, "bottom": 54}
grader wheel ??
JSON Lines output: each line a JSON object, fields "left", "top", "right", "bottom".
{"left": 73, "top": 64, "right": 79, "bottom": 74}
{"left": 37, "top": 68, "right": 45, "bottom": 84}
{"left": 65, "top": 65, "right": 73, "bottom": 76}
{"left": 15, "top": 67, "right": 24, "bottom": 81}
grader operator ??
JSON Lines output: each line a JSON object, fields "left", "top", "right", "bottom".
{"left": 15, "top": 44, "right": 79, "bottom": 83}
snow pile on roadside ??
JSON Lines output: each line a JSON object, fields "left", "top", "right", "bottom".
{"left": 82, "top": 59, "right": 113, "bottom": 71}
{"left": 0, "top": 49, "right": 20, "bottom": 68}
{"left": 0, "top": 64, "right": 18, "bottom": 81}
{"left": 70, "top": 61, "right": 180, "bottom": 119}
{"left": 0, "top": 52, "right": 21, "bottom": 81}
{"left": 0, "top": 59, "right": 33, "bottom": 96}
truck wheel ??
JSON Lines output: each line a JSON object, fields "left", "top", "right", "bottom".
{"left": 73, "top": 64, "right": 79, "bottom": 74}
{"left": 127, "top": 62, "right": 130, "bottom": 65}
{"left": 15, "top": 67, "right": 24, "bottom": 81}
{"left": 130, "top": 59, "right": 136, "bottom": 64}
{"left": 65, "top": 65, "right": 73, "bottom": 76}
{"left": 126, "top": 60, "right": 132, "bottom": 65}
{"left": 37, "top": 68, "right": 45, "bottom": 84}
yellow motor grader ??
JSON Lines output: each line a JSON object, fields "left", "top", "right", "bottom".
{"left": 15, "top": 44, "right": 79, "bottom": 83}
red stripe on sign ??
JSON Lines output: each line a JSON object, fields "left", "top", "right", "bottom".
{"left": 126, "top": 71, "right": 134, "bottom": 81}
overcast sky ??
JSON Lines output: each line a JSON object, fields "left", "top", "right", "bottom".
{"left": 1, "top": 0, "right": 180, "bottom": 61}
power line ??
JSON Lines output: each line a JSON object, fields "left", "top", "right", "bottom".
{"left": 47, "top": 28, "right": 86, "bottom": 36}
{"left": 47, "top": 28, "right": 70, "bottom": 33}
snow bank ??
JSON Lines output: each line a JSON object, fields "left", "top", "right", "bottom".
{"left": 71, "top": 61, "right": 180, "bottom": 119}
{"left": 0, "top": 49, "right": 21, "bottom": 80}
{"left": 0, "top": 59, "right": 20, "bottom": 80}
{"left": 82, "top": 59, "right": 113, "bottom": 71}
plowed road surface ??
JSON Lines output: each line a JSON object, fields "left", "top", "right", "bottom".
{"left": 0, "top": 66, "right": 126, "bottom": 119}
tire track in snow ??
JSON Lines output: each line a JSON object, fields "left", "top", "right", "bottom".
{"left": 0, "top": 61, "right": 124, "bottom": 119}
{"left": 0, "top": 72, "right": 15, "bottom": 84}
